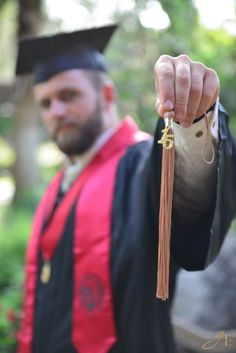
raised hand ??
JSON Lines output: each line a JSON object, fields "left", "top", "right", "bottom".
{"left": 154, "top": 54, "right": 220, "bottom": 127}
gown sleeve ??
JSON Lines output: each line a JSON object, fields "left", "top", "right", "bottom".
{"left": 151, "top": 103, "right": 236, "bottom": 271}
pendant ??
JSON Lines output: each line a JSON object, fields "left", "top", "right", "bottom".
{"left": 41, "top": 261, "right": 51, "bottom": 284}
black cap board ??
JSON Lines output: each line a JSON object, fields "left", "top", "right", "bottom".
{"left": 16, "top": 24, "right": 117, "bottom": 83}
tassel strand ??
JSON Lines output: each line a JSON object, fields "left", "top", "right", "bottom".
{"left": 156, "top": 114, "right": 175, "bottom": 300}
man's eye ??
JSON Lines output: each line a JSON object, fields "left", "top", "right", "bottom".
{"left": 40, "top": 100, "right": 51, "bottom": 109}
{"left": 60, "top": 91, "right": 78, "bottom": 101}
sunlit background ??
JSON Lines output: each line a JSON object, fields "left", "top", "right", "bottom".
{"left": 44, "top": 0, "right": 236, "bottom": 32}
{"left": 1, "top": 0, "right": 236, "bottom": 207}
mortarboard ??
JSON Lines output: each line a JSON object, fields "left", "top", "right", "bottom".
{"left": 16, "top": 24, "right": 117, "bottom": 83}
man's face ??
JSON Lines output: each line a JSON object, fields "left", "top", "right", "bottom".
{"left": 33, "top": 69, "right": 105, "bottom": 156}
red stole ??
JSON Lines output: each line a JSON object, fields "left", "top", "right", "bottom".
{"left": 17, "top": 117, "right": 150, "bottom": 353}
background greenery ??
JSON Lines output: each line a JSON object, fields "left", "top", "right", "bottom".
{"left": 0, "top": 0, "right": 236, "bottom": 352}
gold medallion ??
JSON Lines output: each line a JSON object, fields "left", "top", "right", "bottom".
{"left": 41, "top": 261, "right": 51, "bottom": 284}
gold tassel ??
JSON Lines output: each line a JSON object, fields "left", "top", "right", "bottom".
{"left": 156, "top": 113, "right": 175, "bottom": 300}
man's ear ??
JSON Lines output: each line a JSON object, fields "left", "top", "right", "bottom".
{"left": 103, "top": 85, "right": 115, "bottom": 103}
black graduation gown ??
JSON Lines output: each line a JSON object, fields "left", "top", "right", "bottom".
{"left": 33, "top": 105, "right": 236, "bottom": 353}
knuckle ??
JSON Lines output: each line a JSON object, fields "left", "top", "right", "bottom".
{"left": 177, "top": 72, "right": 189, "bottom": 85}
{"left": 205, "top": 68, "right": 220, "bottom": 84}
{"left": 207, "top": 68, "right": 218, "bottom": 78}
{"left": 156, "top": 54, "right": 173, "bottom": 64}
{"left": 175, "top": 54, "right": 191, "bottom": 63}
{"left": 176, "top": 62, "right": 191, "bottom": 83}
{"left": 156, "top": 62, "right": 173, "bottom": 79}
{"left": 193, "top": 61, "right": 206, "bottom": 70}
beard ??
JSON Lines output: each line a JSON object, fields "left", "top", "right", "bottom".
{"left": 50, "top": 104, "right": 104, "bottom": 156}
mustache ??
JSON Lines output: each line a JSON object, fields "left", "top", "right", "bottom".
{"left": 53, "top": 120, "right": 80, "bottom": 132}
{"left": 49, "top": 120, "right": 81, "bottom": 140}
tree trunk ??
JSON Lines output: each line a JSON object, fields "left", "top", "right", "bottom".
{"left": 12, "top": 77, "right": 42, "bottom": 201}
{"left": 12, "top": 0, "right": 42, "bottom": 202}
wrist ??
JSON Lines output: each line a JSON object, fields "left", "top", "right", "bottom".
{"left": 193, "top": 103, "right": 216, "bottom": 123}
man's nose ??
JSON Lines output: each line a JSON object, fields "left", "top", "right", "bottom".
{"left": 49, "top": 98, "right": 67, "bottom": 119}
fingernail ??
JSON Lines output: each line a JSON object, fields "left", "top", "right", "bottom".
{"left": 164, "top": 100, "right": 173, "bottom": 110}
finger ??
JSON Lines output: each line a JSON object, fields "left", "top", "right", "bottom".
{"left": 154, "top": 55, "right": 175, "bottom": 114}
{"left": 174, "top": 56, "right": 191, "bottom": 124}
{"left": 155, "top": 99, "right": 173, "bottom": 118}
{"left": 196, "top": 69, "right": 220, "bottom": 117}
{"left": 154, "top": 98, "right": 169, "bottom": 117}
{"left": 184, "top": 63, "right": 205, "bottom": 126}
{"left": 155, "top": 98, "right": 161, "bottom": 114}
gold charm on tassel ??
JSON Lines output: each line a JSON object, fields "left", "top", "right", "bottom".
{"left": 41, "top": 261, "right": 51, "bottom": 284}
{"left": 156, "top": 112, "right": 175, "bottom": 301}
{"left": 157, "top": 123, "right": 174, "bottom": 150}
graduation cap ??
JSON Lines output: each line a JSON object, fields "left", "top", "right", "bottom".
{"left": 16, "top": 24, "right": 117, "bottom": 83}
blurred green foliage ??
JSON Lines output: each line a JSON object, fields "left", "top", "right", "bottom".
{"left": 105, "top": 3, "right": 236, "bottom": 134}
{"left": 0, "top": 137, "right": 15, "bottom": 167}
{"left": 0, "top": 0, "right": 16, "bottom": 81}
{"left": 0, "top": 208, "right": 31, "bottom": 352}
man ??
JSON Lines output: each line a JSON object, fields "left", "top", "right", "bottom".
{"left": 16, "top": 25, "right": 236, "bottom": 353}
